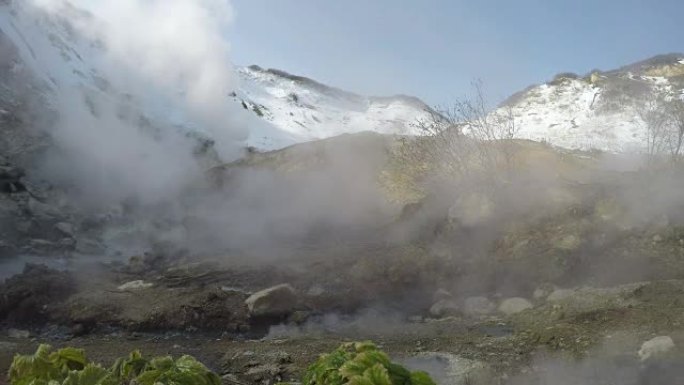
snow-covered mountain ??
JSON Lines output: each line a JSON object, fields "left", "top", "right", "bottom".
{"left": 0, "top": 0, "right": 433, "bottom": 155}
{"left": 496, "top": 54, "right": 684, "bottom": 152}
{"left": 233, "top": 65, "right": 433, "bottom": 149}
{"left": 234, "top": 54, "right": 684, "bottom": 153}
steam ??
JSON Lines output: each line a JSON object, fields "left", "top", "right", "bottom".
{"left": 23, "top": 0, "right": 243, "bottom": 208}
{"left": 57, "top": 0, "right": 242, "bottom": 146}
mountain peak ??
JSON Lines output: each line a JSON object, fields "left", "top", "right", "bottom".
{"left": 235, "top": 64, "right": 434, "bottom": 149}
{"left": 613, "top": 53, "right": 684, "bottom": 76}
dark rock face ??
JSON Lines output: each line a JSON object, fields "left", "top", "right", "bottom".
{"left": 0, "top": 164, "right": 25, "bottom": 193}
{"left": 0, "top": 263, "right": 75, "bottom": 327}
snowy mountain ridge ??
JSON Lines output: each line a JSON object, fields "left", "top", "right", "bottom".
{"left": 495, "top": 54, "right": 684, "bottom": 152}
{"left": 233, "top": 65, "right": 434, "bottom": 149}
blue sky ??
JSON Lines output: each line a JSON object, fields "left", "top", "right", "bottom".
{"left": 228, "top": 0, "right": 683, "bottom": 106}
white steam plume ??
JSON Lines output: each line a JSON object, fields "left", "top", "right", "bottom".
{"left": 34, "top": 0, "right": 243, "bottom": 149}
{"left": 23, "top": 0, "right": 243, "bottom": 206}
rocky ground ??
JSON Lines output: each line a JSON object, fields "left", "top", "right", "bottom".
{"left": 2, "top": 246, "right": 684, "bottom": 384}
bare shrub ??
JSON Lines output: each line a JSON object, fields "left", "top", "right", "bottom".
{"left": 402, "top": 81, "right": 519, "bottom": 193}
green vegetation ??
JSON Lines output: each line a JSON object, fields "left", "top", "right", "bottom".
{"left": 8, "top": 345, "right": 220, "bottom": 385}
{"left": 9, "top": 342, "right": 436, "bottom": 385}
{"left": 301, "top": 341, "right": 435, "bottom": 385}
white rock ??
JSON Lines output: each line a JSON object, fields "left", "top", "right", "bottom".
{"left": 638, "top": 336, "right": 675, "bottom": 361}
{"left": 498, "top": 297, "right": 533, "bottom": 315}
{"left": 463, "top": 296, "right": 496, "bottom": 316}
{"left": 245, "top": 284, "right": 298, "bottom": 317}
{"left": 117, "top": 280, "right": 153, "bottom": 291}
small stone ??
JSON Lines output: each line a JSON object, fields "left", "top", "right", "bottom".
{"left": 638, "top": 336, "right": 675, "bottom": 361}
{"left": 117, "top": 280, "right": 153, "bottom": 291}
{"left": 652, "top": 234, "right": 663, "bottom": 243}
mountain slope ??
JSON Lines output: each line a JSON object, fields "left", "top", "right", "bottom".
{"left": 496, "top": 55, "right": 684, "bottom": 152}
{"left": 233, "top": 65, "right": 433, "bottom": 149}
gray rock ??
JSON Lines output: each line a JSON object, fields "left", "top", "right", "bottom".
{"left": 7, "top": 328, "right": 30, "bottom": 339}
{"left": 55, "top": 222, "right": 74, "bottom": 237}
{"left": 498, "top": 297, "right": 533, "bottom": 315}
{"left": 245, "top": 284, "right": 298, "bottom": 317}
{"left": 638, "top": 336, "right": 675, "bottom": 361}
{"left": 463, "top": 296, "right": 496, "bottom": 317}
{"left": 429, "top": 299, "right": 460, "bottom": 318}
{"left": 547, "top": 288, "right": 574, "bottom": 302}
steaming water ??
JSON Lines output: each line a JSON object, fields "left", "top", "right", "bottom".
{"left": 401, "top": 355, "right": 452, "bottom": 385}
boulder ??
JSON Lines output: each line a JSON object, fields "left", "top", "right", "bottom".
{"left": 546, "top": 288, "right": 574, "bottom": 302}
{"left": 638, "top": 336, "right": 675, "bottom": 361}
{"left": 245, "top": 284, "right": 298, "bottom": 317}
{"left": 463, "top": 296, "right": 496, "bottom": 317}
{"left": 429, "top": 299, "right": 460, "bottom": 318}
{"left": 498, "top": 297, "right": 533, "bottom": 315}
